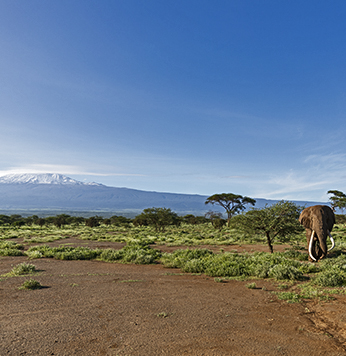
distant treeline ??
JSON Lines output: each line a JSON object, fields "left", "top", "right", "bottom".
{"left": 0, "top": 213, "right": 210, "bottom": 228}
{"left": 1, "top": 212, "right": 344, "bottom": 229}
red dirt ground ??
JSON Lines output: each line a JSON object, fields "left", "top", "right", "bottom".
{"left": 0, "top": 241, "right": 346, "bottom": 355}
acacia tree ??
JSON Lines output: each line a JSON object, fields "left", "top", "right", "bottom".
{"left": 327, "top": 190, "right": 346, "bottom": 213}
{"left": 232, "top": 201, "right": 304, "bottom": 253}
{"left": 205, "top": 193, "right": 256, "bottom": 226}
{"left": 135, "top": 207, "right": 181, "bottom": 232}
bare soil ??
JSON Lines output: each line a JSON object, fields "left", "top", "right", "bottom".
{"left": 1, "top": 241, "right": 346, "bottom": 355}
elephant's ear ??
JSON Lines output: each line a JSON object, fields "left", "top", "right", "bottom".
{"left": 299, "top": 214, "right": 310, "bottom": 228}
{"left": 330, "top": 212, "right": 336, "bottom": 226}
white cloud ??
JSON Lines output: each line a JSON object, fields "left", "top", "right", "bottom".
{"left": 253, "top": 152, "right": 346, "bottom": 201}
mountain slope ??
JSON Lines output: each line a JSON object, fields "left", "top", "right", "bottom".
{"left": 0, "top": 173, "right": 326, "bottom": 214}
{"left": 0, "top": 174, "right": 210, "bottom": 213}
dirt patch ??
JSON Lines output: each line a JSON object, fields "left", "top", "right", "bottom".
{"left": 1, "top": 250, "right": 346, "bottom": 355}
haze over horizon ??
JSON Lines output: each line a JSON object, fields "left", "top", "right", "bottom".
{"left": 1, "top": 1, "right": 346, "bottom": 202}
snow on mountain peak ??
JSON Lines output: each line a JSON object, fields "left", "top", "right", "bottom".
{"left": 0, "top": 173, "right": 102, "bottom": 186}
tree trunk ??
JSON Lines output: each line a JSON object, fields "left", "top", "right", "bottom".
{"left": 266, "top": 232, "right": 273, "bottom": 253}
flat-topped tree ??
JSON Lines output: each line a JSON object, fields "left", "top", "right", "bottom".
{"left": 205, "top": 193, "right": 256, "bottom": 226}
{"left": 327, "top": 190, "right": 346, "bottom": 214}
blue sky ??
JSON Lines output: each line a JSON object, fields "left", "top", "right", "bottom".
{"left": 1, "top": 1, "right": 346, "bottom": 201}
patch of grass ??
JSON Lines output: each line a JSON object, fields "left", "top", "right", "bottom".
{"left": 24, "top": 235, "right": 69, "bottom": 243}
{"left": 10, "top": 262, "right": 36, "bottom": 276}
{"left": 19, "top": 279, "right": 42, "bottom": 290}
{"left": 118, "top": 279, "right": 144, "bottom": 283}
{"left": 161, "top": 249, "right": 307, "bottom": 281}
{"left": 276, "top": 283, "right": 290, "bottom": 290}
{"left": 275, "top": 291, "right": 302, "bottom": 303}
{"left": 156, "top": 312, "right": 169, "bottom": 318}
{"left": 282, "top": 248, "right": 308, "bottom": 261}
{"left": 26, "top": 250, "right": 43, "bottom": 259}
{"left": 27, "top": 245, "right": 102, "bottom": 260}
{"left": 99, "top": 244, "right": 161, "bottom": 264}
{"left": 246, "top": 282, "right": 257, "bottom": 289}
{"left": 2, "top": 262, "right": 37, "bottom": 278}
{"left": 313, "top": 267, "right": 346, "bottom": 287}
{"left": 268, "top": 264, "right": 303, "bottom": 281}
{"left": 214, "top": 277, "right": 227, "bottom": 283}
{"left": 160, "top": 248, "right": 213, "bottom": 269}
{"left": 0, "top": 241, "right": 25, "bottom": 256}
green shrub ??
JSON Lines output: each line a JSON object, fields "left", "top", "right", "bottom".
{"left": 99, "top": 244, "right": 160, "bottom": 264}
{"left": 250, "top": 261, "right": 272, "bottom": 278}
{"left": 27, "top": 245, "right": 56, "bottom": 258}
{"left": 27, "top": 245, "right": 102, "bottom": 260}
{"left": 283, "top": 248, "right": 308, "bottom": 261}
{"left": 53, "top": 247, "right": 101, "bottom": 260}
{"left": 313, "top": 267, "right": 346, "bottom": 287}
{"left": 275, "top": 291, "right": 301, "bottom": 303}
{"left": 268, "top": 264, "right": 303, "bottom": 281}
{"left": 160, "top": 248, "right": 213, "bottom": 269}
{"left": 181, "top": 258, "right": 206, "bottom": 273}
{"left": 320, "top": 255, "right": 346, "bottom": 272}
{"left": 19, "top": 279, "right": 42, "bottom": 290}
{"left": 10, "top": 262, "right": 36, "bottom": 275}
{"left": 161, "top": 249, "right": 307, "bottom": 281}
{"left": 204, "top": 253, "right": 250, "bottom": 277}
{"left": 26, "top": 250, "right": 43, "bottom": 259}
{"left": 0, "top": 241, "right": 25, "bottom": 256}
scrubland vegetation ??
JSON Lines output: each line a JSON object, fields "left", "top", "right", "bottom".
{"left": 1, "top": 203, "right": 346, "bottom": 302}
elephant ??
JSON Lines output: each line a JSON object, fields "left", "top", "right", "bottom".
{"left": 299, "top": 205, "right": 335, "bottom": 262}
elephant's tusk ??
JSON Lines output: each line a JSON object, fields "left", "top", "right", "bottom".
{"left": 308, "top": 230, "right": 317, "bottom": 261}
{"left": 327, "top": 230, "right": 335, "bottom": 251}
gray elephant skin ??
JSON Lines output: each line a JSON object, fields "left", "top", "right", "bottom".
{"left": 299, "top": 205, "right": 335, "bottom": 262}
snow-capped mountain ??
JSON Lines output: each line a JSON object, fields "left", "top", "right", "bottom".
{"left": 0, "top": 172, "right": 211, "bottom": 214}
{"left": 0, "top": 173, "right": 102, "bottom": 186}
{"left": 0, "top": 173, "right": 325, "bottom": 216}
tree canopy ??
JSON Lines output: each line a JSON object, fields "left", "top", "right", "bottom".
{"left": 134, "top": 207, "right": 181, "bottom": 232}
{"left": 232, "top": 200, "right": 304, "bottom": 253}
{"left": 205, "top": 193, "right": 256, "bottom": 226}
{"left": 328, "top": 190, "right": 346, "bottom": 213}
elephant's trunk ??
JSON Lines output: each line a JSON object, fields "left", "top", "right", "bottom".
{"left": 308, "top": 229, "right": 334, "bottom": 261}
{"left": 313, "top": 221, "right": 328, "bottom": 260}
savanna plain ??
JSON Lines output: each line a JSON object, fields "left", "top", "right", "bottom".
{"left": 1, "top": 218, "right": 346, "bottom": 355}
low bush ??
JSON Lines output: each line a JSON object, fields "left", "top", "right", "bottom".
{"left": 26, "top": 250, "right": 43, "bottom": 259}
{"left": 204, "top": 253, "right": 250, "bottom": 277}
{"left": 275, "top": 291, "right": 302, "bottom": 303}
{"left": 268, "top": 264, "right": 303, "bottom": 281}
{"left": 313, "top": 267, "right": 346, "bottom": 287}
{"left": 0, "top": 241, "right": 25, "bottom": 256}
{"left": 99, "top": 244, "right": 160, "bottom": 264}
{"left": 311, "top": 255, "right": 346, "bottom": 287}
{"left": 161, "top": 249, "right": 307, "bottom": 281}
{"left": 19, "top": 279, "right": 42, "bottom": 290}
{"left": 27, "top": 245, "right": 102, "bottom": 260}
{"left": 282, "top": 248, "right": 308, "bottom": 261}
{"left": 10, "top": 262, "right": 36, "bottom": 276}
